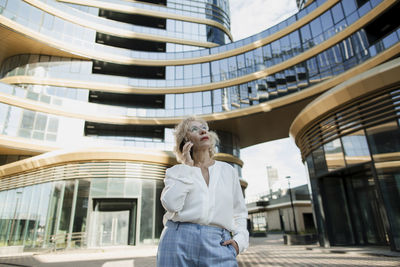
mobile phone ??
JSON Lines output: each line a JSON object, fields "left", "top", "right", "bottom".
{"left": 180, "top": 139, "right": 193, "bottom": 158}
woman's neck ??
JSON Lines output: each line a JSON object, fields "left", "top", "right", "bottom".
{"left": 192, "top": 149, "right": 213, "bottom": 167}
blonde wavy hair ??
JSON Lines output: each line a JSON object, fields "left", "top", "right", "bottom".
{"left": 173, "top": 116, "right": 219, "bottom": 163}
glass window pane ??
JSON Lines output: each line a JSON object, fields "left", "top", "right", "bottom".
{"left": 21, "top": 111, "right": 35, "bottom": 130}
{"left": 331, "top": 2, "right": 344, "bottom": 24}
{"left": 58, "top": 181, "right": 75, "bottom": 244}
{"left": 72, "top": 180, "right": 90, "bottom": 244}
{"left": 310, "top": 17, "right": 323, "bottom": 37}
{"left": 203, "top": 91, "right": 211, "bottom": 106}
{"left": 341, "top": 130, "right": 371, "bottom": 165}
{"left": 342, "top": 0, "right": 357, "bottom": 16}
{"left": 324, "top": 139, "right": 345, "bottom": 171}
{"left": 34, "top": 114, "right": 47, "bottom": 131}
{"left": 175, "top": 66, "right": 183, "bottom": 80}
{"left": 312, "top": 146, "right": 327, "bottom": 177}
{"left": 320, "top": 10, "right": 333, "bottom": 32}
{"left": 140, "top": 180, "right": 155, "bottom": 243}
{"left": 366, "top": 121, "right": 400, "bottom": 158}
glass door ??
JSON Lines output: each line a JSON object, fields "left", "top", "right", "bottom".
{"left": 319, "top": 165, "right": 389, "bottom": 246}
{"left": 97, "top": 210, "right": 129, "bottom": 246}
{"left": 92, "top": 199, "right": 137, "bottom": 247}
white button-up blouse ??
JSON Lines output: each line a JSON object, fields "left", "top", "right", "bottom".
{"left": 160, "top": 160, "right": 249, "bottom": 253}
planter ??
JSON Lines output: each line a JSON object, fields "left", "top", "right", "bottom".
{"left": 283, "top": 234, "right": 318, "bottom": 245}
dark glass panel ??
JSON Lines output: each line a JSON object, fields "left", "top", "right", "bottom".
{"left": 364, "top": 2, "right": 400, "bottom": 45}
{"left": 45, "top": 182, "right": 63, "bottom": 246}
{"left": 320, "top": 177, "right": 355, "bottom": 245}
{"left": 375, "top": 169, "right": 400, "bottom": 250}
{"left": 155, "top": 181, "right": 164, "bottom": 240}
{"left": 349, "top": 175, "right": 387, "bottom": 245}
{"left": 72, "top": 180, "right": 90, "bottom": 247}
{"left": 312, "top": 146, "right": 327, "bottom": 177}
{"left": 140, "top": 180, "right": 155, "bottom": 243}
{"left": 58, "top": 181, "right": 75, "bottom": 248}
{"left": 366, "top": 121, "right": 400, "bottom": 156}
{"left": 306, "top": 154, "right": 315, "bottom": 178}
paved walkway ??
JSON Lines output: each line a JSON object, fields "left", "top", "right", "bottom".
{"left": 0, "top": 234, "right": 399, "bottom": 266}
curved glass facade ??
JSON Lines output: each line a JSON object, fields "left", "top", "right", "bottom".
{"left": 0, "top": 161, "right": 166, "bottom": 248}
{"left": 292, "top": 63, "right": 400, "bottom": 251}
{"left": 1, "top": 1, "right": 399, "bottom": 118}
{"left": 0, "top": 0, "right": 399, "bottom": 251}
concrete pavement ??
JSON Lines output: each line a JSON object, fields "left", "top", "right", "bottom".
{"left": 0, "top": 234, "right": 399, "bottom": 266}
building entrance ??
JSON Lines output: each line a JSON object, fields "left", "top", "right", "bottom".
{"left": 92, "top": 199, "right": 137, "bottom": 246}
{"left": 319, "top": 164, "right": 389, "bottom": 247}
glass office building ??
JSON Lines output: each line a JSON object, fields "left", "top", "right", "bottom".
{"left": 0, "top": 0, "right": 399, "bottom": 251}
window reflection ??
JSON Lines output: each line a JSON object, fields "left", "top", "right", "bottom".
{"left": 366, "top": 121, "right": 400, "bottom": 162}
{"left": 324, "top": 139, "right": 345, "bottom": 171}
{"left": 312, "top": 146, "right": 328, "bottom": 177}
{"left": 341, "top": 130, "right": 371, "bottom": 165}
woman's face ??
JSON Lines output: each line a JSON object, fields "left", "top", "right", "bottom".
{"left": 186, "top": 121, "right": 211, "bottom": 150}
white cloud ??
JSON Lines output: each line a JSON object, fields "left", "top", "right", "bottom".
{"left": 229, "top": 0, "right": 298, "bottom": 41}
{"left": 241, "top": 138, "right": 308, "bottom": 198}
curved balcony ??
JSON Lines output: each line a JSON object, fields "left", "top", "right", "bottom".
{"left": 0, "top": 0, "right": 335, "bottom": 65}
{"left": 57, "top": 0, "right": 232, "bottom": 33}
{"left": 1, "top": 25, "right": 399, "bottom": 119}
{"left": 26, "top": 0, "right": 225, "bottom": 48}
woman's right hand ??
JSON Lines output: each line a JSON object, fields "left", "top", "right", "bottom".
{"left": 182, "top": 141, "right": 194, "bottom": 166}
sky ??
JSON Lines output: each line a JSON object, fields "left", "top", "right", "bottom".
{"left": 228, "top": 0, "right": 308, "bottom": 198}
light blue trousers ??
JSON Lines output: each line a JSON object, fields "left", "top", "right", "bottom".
{"left": 157, "top": 220, "right": 238, "bottom": 267}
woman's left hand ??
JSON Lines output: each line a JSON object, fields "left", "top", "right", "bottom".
{"left": 222, "top": 239, "right": 239, "bottom": 255}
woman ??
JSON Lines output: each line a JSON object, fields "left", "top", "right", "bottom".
{"left": 157, "top": 116, "right": 249, "bottom": 267}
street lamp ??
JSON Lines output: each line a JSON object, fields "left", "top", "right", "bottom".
{"left": 286, "top": 176, "right": 298, "bottom": 234}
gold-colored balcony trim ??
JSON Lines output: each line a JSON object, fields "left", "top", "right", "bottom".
{"left": 213, "top": 153, "right": 244, "bottom": 167}
{"left": 0, "top": 0, "right": 340, "bottom": 66}
{"left": 25, "top": 0, "right": 218, "bottom": 48}
{"left": 0, "top": 24, "right": 85, "bottom": 67}
{"left": 289, "top": 57, "right": 400, "bottom": 145}
{"left": 0, "top": 146, "right": 176, "bottom": 178}
{"left": 0, "top": 134, "right": 58, "bottom": 156}
{"left": 0, "top": 135, "right": 247, "bottom": 188}
{"left": 1, "top": 42, "right": 399, "bottom": 126}
{"left": 55, "top": 0, "right": 233, "bottom": 40}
